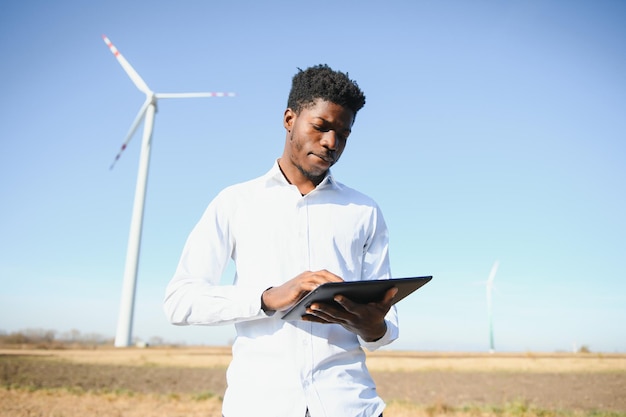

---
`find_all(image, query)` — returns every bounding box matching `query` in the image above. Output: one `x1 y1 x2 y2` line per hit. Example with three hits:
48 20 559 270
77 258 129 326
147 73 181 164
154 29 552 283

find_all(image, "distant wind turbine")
486 260 499 353
102 35 235 348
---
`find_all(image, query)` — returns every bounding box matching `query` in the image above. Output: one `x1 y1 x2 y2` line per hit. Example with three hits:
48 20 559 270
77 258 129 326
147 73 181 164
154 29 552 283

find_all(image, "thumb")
383 287 399 304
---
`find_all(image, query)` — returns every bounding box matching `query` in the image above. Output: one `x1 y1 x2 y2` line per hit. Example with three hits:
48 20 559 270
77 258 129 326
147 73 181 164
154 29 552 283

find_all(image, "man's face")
283 99 355 183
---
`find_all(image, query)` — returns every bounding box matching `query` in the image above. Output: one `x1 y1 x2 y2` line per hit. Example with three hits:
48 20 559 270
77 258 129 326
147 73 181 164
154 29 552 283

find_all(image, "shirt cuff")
357 318 398 351
213 285 273 322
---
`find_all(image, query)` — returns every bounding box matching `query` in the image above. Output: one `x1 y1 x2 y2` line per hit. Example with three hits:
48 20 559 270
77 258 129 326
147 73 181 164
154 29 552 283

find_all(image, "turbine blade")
155 92 236 99
110 98 151 170
487 260 499 286
102 35 152 95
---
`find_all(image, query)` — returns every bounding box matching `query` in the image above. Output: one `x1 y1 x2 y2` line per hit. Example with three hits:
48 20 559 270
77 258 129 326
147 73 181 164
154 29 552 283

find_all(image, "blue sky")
1 0 624 352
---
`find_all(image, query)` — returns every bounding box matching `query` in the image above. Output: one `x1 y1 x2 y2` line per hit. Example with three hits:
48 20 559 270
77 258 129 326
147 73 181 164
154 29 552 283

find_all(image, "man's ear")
283 108 296 132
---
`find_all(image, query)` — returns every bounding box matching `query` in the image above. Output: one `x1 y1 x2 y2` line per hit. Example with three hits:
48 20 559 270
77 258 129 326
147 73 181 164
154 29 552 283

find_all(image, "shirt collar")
266 160 340 192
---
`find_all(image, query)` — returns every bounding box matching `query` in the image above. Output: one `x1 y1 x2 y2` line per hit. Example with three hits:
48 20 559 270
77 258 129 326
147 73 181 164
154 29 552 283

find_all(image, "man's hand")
261 270 343 312
303 287 398 342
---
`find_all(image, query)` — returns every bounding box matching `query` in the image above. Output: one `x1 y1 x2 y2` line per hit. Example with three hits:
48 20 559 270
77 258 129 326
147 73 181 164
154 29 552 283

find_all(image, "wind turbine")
102 35 235 347
486 260 499 353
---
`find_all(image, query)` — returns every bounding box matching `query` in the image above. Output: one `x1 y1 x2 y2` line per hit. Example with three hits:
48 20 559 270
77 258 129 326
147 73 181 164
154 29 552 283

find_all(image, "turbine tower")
486 260 499 353
102 35 235 347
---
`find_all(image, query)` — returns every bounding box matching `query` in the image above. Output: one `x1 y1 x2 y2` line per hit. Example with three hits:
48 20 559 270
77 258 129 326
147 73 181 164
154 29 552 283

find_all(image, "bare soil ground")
1 348 625 417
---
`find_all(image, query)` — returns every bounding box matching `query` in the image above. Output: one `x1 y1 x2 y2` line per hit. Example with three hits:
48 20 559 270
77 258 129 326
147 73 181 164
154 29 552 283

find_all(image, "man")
164 64 398 417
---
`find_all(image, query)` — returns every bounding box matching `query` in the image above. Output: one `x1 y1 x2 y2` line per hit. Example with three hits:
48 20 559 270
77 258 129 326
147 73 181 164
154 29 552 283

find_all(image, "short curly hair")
287 64 366 117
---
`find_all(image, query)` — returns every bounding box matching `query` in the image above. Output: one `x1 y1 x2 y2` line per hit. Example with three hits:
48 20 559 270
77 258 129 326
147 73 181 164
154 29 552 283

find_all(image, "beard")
295 161 327 186
288 131 332 186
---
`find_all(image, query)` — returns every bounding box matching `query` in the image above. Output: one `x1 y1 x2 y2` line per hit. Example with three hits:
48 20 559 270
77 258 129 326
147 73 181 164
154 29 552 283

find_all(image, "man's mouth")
311 152 335 164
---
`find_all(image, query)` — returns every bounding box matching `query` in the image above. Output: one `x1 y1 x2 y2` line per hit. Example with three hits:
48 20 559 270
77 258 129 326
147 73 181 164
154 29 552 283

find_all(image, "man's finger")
304 305 342 323
313 269 344 283
382 287 399 305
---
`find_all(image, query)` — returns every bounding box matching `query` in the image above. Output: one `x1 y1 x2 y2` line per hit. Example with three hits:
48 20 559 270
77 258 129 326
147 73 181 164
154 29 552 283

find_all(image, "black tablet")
281 276 432 321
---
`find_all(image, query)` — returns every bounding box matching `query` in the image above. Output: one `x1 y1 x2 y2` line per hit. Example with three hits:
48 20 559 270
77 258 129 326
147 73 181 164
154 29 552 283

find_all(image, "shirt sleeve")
357 305 399 351
358 204 400 351
163 191 270 326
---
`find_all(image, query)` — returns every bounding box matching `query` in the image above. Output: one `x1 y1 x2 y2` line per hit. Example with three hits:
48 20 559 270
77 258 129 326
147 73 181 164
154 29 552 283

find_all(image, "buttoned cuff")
357 318 398 351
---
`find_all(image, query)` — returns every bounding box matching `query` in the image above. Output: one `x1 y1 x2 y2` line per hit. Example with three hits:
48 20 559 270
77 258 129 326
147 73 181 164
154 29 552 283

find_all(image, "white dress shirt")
164 161 398 417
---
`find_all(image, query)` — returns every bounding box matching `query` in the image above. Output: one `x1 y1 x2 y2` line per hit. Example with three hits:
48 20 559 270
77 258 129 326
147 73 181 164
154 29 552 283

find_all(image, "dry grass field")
1 347 625 417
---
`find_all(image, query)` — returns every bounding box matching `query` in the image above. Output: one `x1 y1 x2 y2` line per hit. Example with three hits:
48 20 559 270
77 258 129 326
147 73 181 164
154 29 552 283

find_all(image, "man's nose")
321 131 338 150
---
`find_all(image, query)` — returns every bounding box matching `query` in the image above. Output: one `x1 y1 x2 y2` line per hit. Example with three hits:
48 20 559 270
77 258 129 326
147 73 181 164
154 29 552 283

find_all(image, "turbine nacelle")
103 35 235 170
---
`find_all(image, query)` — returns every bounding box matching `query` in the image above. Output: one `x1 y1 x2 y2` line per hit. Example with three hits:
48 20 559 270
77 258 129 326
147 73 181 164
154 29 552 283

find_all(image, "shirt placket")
295 195 320 410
